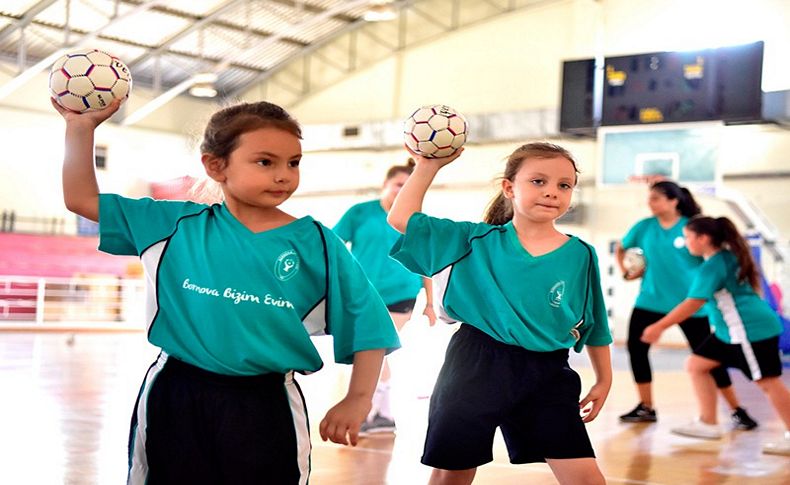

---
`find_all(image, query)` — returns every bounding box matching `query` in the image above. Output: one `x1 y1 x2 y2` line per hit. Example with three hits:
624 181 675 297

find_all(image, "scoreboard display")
560 41 764 133
601 41 763 126
602 50 717 125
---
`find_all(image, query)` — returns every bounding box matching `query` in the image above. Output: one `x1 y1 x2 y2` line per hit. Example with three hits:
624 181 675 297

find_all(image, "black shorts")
693 335 782 381
386 298 416 314
422 324 595 470
128 354 311 485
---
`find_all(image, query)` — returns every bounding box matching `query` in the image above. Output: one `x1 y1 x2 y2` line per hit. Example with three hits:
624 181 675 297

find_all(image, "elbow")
386 213 406 234
63 196 98 222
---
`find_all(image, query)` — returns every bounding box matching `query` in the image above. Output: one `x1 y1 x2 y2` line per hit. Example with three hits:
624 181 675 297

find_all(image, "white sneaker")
671 418 723 440
763 431 790 456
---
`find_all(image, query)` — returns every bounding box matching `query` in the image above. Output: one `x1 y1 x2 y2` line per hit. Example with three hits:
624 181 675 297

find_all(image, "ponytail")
686 216 760 291
651 181 701 218
483 192 513 225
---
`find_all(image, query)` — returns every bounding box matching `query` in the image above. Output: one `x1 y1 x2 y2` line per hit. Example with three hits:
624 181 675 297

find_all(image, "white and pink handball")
404 104 468 158
49 48 132 113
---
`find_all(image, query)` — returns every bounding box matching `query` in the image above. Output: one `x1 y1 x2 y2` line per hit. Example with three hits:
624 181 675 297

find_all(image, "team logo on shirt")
548 281 565 308
673 236 686 249
275 250 300 281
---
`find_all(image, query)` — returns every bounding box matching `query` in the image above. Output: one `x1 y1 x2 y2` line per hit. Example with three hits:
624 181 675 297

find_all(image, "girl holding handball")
388 142 612 485
51 97 400 484
641 216 789 454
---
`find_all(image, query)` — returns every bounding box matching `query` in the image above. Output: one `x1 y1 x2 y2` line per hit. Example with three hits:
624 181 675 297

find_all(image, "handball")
49 48 132 113
404 104 468 158
623 247 646 274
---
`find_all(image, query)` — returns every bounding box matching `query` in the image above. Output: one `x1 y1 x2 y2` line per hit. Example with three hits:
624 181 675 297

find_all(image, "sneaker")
763 431 790 456
359 414 396 436
731 407 759 430
619 403 657 423
671 418 723 440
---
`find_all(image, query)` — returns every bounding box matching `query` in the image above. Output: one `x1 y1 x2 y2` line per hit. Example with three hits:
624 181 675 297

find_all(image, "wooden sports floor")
1 323 788 485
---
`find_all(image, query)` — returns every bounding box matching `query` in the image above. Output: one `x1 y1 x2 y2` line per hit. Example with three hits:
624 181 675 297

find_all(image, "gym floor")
1 324 788 484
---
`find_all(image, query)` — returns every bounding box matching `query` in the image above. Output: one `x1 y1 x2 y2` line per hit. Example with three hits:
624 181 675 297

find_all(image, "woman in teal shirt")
334 159 435 435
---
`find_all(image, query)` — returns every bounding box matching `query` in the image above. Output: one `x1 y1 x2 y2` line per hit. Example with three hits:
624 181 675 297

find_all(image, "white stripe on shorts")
127 352 169 485
284 372 311 484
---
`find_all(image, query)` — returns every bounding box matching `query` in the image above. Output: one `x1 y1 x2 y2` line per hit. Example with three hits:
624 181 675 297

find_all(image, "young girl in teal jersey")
52 97 400 484
641 216 790 455
388 142 612 485
616 181 756 430
333 159 437 435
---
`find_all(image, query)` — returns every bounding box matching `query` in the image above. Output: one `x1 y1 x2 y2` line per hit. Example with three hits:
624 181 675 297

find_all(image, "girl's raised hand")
405 145 464 170
50 97 122 128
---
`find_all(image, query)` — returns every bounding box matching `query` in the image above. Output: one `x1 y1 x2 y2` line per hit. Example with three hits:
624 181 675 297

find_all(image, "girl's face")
381 171 409 204
683 227 707 256
647 189 678 217
502 156 576 224
207 127 302 210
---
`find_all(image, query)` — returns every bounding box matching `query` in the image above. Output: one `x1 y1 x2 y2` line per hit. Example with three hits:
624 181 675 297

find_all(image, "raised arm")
387 147 463 233
52 98 122 222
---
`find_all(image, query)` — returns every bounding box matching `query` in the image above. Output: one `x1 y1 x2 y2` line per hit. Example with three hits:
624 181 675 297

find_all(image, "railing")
0 274 145 329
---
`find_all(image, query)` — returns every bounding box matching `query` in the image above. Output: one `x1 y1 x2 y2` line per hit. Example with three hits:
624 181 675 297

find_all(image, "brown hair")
650 180 702 218
483 142 579 225
384 158 416 182
200 101 302 164
686 216 760 291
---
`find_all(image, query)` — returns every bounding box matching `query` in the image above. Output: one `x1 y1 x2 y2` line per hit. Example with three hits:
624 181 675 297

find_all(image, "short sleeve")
576 244 613 351
687 256 726 300
389 212 484 277
98 194 208 256
621 218 647 249
321 226 400 364
332 205 358 243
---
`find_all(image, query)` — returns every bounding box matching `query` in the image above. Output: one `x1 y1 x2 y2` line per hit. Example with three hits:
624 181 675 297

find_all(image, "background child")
616 181 755 429
52 97 400 484
641 216 789 454
387 142 612 485
333 159 436 435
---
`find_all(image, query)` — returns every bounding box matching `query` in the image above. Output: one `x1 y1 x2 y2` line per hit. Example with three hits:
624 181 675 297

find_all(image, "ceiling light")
189 82 218 98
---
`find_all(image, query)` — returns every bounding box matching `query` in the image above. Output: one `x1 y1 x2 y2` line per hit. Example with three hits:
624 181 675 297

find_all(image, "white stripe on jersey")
284 372 311 484
713 288 748 344
127 352 168 485
432 265 457 324
713 288 762 379
302 300 327 336
141 240 167 332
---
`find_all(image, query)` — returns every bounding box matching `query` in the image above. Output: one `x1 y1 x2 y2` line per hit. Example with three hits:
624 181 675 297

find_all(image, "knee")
559 469 605 485
685 355 710 374
429 468 476 485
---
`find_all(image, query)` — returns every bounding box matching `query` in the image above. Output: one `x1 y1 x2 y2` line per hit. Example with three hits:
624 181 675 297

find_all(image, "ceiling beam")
0 0 166 102
0 0 58 45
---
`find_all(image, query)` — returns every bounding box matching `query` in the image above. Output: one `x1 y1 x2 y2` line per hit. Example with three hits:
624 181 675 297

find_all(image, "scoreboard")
559 41 764 134
602 50 718 125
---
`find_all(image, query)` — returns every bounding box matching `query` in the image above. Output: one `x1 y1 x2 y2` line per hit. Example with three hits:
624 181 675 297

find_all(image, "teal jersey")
390 213 612 352
333 199 422 306
687 251 782 344
98 194 400 375
621 216 705 316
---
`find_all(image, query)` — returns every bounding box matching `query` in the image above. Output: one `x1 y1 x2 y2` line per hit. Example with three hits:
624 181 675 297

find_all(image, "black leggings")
627 308 732 388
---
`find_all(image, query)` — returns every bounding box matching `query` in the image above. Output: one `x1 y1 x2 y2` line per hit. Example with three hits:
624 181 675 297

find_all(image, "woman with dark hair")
334 159 436 435
641 216 789 453
615 181 757 430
